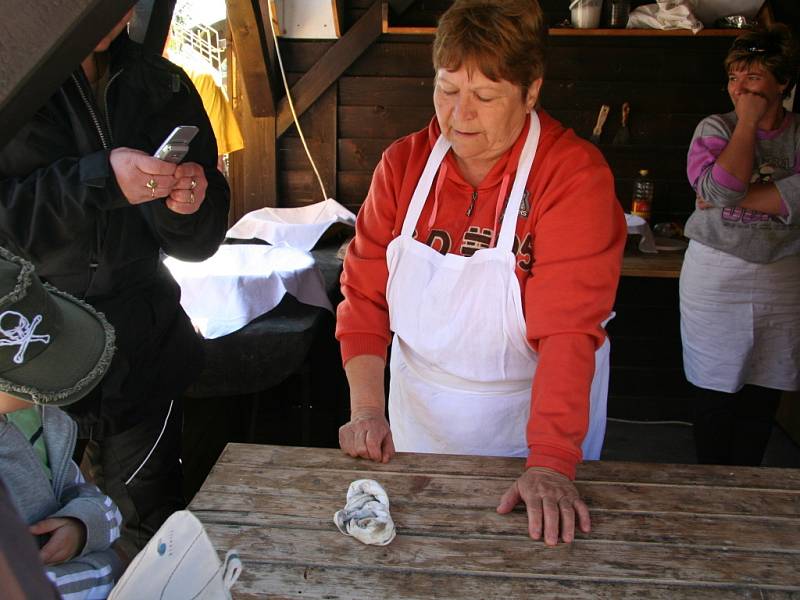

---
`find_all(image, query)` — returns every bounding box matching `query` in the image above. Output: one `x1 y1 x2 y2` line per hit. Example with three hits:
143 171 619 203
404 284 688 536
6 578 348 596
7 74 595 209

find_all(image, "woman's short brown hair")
725 24 799 98
432 0 547 94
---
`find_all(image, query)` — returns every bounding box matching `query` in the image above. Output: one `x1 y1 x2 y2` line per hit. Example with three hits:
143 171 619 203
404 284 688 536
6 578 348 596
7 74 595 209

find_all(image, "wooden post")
227 0 276 117
227 0 278 217
229 47 278 220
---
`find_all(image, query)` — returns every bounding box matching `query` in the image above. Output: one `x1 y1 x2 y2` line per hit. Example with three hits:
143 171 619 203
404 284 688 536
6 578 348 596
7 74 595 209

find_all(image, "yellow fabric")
183 66 244 156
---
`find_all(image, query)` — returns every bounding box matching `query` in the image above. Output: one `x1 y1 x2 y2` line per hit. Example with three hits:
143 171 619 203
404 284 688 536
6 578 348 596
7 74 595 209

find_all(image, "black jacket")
0 34 229 434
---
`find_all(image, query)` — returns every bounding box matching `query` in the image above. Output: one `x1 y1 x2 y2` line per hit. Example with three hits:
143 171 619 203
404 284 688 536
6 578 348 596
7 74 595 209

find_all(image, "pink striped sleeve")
687 135 745 191
711 163 746 192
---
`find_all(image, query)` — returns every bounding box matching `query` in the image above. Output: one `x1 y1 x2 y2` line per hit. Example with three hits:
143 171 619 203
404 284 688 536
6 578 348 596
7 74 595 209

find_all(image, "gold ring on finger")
146 178 158 197
190 177 197 190
189 190 195 204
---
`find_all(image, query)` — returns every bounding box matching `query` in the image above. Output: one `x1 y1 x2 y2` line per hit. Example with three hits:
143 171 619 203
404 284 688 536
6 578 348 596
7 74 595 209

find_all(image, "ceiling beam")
276 0 382 136
227 0 276 117
257 0 282 112
0 0 137 149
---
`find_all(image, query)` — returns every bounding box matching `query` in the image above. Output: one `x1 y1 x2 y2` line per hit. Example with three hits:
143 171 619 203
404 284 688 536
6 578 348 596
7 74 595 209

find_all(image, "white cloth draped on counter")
226 198 356 251
625 213 658 253
164 244 332 339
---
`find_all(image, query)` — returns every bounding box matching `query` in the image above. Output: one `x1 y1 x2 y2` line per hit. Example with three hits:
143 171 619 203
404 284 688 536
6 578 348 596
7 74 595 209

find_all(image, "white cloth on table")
626 213 658 253
226 198 356 252
680 240 800 393
164 244 332 339
333 479 396 546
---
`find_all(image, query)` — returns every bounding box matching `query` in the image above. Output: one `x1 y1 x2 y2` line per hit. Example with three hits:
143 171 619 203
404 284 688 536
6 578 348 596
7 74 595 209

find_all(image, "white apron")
386 113 610 459
680 240 800 393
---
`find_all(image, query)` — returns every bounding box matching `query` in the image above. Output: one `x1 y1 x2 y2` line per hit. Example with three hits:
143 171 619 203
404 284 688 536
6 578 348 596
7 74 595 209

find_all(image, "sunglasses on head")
731 38 779 55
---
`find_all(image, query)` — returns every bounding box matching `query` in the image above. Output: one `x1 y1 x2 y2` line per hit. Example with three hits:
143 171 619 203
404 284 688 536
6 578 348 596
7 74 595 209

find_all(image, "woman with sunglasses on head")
681 24 800 466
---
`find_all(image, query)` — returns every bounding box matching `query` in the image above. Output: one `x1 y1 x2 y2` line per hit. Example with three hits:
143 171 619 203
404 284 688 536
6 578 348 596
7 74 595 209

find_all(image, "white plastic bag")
628 0 704 33
109 511 241 600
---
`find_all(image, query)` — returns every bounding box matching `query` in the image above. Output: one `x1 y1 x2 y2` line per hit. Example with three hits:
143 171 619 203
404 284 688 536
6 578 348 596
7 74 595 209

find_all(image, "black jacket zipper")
70 69 123 295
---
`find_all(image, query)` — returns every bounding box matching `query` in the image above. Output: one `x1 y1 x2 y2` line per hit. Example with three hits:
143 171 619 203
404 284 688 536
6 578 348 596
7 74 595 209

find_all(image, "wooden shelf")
382 24 748 37
549 28 744 37
381 0 774 37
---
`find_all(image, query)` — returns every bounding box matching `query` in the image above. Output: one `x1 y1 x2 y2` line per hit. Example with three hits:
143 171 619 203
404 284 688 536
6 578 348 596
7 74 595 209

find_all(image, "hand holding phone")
153 125 199 163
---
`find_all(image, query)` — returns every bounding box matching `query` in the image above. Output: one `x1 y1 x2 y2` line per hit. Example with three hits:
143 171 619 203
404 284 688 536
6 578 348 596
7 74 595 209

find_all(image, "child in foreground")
0 246 122 599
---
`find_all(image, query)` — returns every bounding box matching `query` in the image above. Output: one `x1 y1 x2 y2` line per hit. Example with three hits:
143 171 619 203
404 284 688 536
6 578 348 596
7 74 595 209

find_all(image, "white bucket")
570 0 603 28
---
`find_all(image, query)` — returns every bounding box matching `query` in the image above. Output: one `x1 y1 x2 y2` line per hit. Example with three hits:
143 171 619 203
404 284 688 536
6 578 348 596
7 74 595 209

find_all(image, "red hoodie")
336 111 626 478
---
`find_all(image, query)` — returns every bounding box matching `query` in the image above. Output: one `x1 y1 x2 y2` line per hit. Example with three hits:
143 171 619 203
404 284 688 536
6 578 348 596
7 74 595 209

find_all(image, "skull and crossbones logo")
0 311 51 365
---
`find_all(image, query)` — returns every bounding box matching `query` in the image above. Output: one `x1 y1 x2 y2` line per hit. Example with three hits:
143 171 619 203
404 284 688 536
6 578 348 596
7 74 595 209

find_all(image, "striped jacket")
0 406 122 599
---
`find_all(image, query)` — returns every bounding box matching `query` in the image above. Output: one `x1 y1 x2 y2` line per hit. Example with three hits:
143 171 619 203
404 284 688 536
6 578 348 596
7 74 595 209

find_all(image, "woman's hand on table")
339 408 395 463
496 466 591 546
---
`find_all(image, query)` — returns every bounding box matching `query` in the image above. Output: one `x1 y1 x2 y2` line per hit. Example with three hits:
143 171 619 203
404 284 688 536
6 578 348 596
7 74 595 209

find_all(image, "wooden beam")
256 0 282 112
0 0 137 149
229 47 277 219
227 0 276 117
276 0 382 136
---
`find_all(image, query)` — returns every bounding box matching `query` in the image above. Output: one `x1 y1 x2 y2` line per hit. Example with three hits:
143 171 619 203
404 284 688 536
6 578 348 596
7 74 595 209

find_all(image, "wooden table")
622 248 685 278
190 444 800 599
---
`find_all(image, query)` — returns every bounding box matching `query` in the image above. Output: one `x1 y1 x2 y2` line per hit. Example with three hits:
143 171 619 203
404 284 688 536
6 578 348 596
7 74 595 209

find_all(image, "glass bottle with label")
603 0 631 28
631 169 654 222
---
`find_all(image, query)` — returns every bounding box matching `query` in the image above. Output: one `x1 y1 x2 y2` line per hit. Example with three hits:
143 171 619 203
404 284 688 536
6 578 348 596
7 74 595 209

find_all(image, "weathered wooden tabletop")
189 444 800 599
622 248 685 278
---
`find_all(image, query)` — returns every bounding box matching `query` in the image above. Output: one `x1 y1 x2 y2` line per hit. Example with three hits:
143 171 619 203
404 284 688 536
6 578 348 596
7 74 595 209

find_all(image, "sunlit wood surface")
190 444 800 599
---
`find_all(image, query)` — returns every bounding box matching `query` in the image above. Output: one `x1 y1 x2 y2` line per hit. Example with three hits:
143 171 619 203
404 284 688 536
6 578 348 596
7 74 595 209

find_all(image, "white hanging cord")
125 399 174 485
266 2 328 201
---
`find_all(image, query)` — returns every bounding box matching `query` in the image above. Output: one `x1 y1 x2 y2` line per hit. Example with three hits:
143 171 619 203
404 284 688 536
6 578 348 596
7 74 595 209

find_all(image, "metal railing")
171 1 225 78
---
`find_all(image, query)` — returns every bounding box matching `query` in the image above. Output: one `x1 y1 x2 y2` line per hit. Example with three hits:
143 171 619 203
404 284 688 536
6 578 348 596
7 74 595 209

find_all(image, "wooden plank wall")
252 0 745 423
277 0 733 223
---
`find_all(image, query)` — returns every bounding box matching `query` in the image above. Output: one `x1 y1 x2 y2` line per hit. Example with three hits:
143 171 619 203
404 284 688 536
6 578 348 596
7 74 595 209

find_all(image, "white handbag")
109 510 242 600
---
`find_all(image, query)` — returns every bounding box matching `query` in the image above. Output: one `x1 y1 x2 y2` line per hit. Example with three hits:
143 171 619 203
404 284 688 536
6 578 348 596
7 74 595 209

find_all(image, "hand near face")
339 408 396 463
497 467 591 546
727 66 783 128
30 517 87 565
733 90 770 128
110 147 177 205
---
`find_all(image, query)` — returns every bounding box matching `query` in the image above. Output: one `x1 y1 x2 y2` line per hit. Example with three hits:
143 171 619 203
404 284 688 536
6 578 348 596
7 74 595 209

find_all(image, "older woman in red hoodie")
336 0 626 545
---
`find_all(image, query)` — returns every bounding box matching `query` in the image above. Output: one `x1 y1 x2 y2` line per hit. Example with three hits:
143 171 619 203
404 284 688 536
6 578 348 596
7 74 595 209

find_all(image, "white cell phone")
153 125 199 163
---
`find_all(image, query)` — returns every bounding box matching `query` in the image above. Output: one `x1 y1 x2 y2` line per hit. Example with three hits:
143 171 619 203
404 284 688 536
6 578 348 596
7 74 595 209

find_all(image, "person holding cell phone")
0 9 229 558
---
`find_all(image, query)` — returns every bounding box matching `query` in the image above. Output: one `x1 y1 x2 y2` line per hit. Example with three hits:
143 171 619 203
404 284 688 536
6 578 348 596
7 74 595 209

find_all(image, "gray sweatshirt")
684 110 800 263
0 406 122 599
